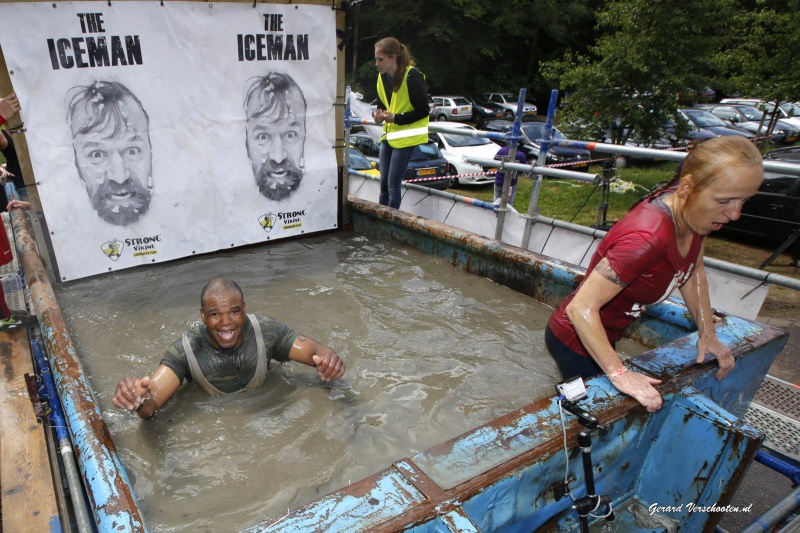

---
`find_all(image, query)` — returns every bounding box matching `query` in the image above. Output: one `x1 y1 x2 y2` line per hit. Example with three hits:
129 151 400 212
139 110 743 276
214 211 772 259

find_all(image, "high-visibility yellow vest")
376 66 429 148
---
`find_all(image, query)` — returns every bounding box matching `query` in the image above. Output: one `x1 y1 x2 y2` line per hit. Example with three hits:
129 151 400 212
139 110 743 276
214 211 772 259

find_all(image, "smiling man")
68 80 153 226
113 278 345 419
244 72 307 201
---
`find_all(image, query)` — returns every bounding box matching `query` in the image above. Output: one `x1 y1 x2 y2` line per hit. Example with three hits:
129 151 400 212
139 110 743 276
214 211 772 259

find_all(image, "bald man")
113 277 345 419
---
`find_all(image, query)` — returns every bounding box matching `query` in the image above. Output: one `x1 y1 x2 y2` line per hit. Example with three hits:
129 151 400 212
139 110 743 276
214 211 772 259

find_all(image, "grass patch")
448 161 676 227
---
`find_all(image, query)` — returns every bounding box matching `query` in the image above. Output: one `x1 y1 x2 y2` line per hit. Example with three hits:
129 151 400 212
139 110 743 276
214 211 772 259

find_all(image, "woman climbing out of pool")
112 277 345 419
545 136 764 413
371 37 429 209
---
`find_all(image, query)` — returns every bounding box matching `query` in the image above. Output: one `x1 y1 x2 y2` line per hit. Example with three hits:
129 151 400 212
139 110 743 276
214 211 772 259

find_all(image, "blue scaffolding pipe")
9 206 148 533
756 450 800 486
523 89 560 248
552 138 800 176
739 485 800 533
465 157 599 182
31 338 95 533
493 89 527 240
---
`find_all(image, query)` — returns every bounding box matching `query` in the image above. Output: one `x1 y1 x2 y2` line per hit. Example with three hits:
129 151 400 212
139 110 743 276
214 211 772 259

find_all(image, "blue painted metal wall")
238 198 789 532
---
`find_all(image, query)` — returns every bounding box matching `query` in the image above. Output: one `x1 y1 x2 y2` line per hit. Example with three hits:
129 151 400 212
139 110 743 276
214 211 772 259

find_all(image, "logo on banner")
101 239 124 261
127 235 161 257
259 213 278 232
100 235 162 260
259 210 306 232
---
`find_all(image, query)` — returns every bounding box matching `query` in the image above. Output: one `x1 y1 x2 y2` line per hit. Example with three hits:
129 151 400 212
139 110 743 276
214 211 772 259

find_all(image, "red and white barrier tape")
405 170 494 183
405 175 453 184
547 158 607 168
448 170 496 179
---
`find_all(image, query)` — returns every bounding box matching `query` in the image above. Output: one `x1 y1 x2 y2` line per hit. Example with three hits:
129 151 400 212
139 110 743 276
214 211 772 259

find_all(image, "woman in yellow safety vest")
372 37 430 209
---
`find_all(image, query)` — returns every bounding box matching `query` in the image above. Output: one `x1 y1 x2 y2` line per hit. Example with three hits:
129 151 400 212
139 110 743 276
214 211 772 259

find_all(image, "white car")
429 122 501 185
482 93 538 119
720 98 800 130
776 103 800 130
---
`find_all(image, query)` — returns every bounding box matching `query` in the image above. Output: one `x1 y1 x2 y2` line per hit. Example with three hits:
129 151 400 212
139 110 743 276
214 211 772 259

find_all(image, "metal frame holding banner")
0 0 341 281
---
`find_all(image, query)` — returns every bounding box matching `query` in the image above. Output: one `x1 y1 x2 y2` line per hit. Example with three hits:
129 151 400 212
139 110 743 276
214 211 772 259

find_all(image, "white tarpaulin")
0 1 338 280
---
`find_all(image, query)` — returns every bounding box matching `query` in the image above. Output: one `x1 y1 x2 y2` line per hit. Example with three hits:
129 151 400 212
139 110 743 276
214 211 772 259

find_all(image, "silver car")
482 93 538 119
430 96 473 122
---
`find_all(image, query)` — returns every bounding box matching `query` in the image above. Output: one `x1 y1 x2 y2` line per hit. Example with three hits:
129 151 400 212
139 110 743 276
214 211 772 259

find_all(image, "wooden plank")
0 328 61 533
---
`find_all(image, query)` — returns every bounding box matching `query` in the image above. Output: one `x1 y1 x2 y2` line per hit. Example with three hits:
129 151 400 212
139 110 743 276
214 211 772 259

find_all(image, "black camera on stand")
591 158 618 231
555 377 615 532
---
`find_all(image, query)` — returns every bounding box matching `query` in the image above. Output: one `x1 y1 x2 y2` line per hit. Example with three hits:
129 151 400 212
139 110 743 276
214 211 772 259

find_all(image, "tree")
542 0 734 146
718 0 800 149
344 0 599 105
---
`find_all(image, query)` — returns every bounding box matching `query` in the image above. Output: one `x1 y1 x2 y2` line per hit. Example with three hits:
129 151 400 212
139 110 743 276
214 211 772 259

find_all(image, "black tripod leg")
759 229 800 270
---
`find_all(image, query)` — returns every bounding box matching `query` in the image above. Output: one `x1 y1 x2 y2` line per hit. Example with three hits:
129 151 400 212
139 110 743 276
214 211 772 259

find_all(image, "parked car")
606 116 714 152
776 103 800 130
705 105 799 145
347 146 380 176
661 117 716 145
612 129 677 160
464 95 504 128
349 132 453 190
481 93 538 119
482 120 590 169
719 97 763 108
429 122 501 185
720 99 800 130
430 96 473 122
719 145 800 254
350 132 381 164
678 109 756 139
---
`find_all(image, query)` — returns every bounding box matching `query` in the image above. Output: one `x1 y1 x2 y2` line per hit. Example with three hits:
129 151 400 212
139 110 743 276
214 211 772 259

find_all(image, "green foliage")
345 0 800 147
719 1 800 105
542 0 735 147
345 0 600 102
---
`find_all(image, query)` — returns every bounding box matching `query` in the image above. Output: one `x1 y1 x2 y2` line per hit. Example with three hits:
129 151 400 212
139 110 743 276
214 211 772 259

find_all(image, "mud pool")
54 233 646 531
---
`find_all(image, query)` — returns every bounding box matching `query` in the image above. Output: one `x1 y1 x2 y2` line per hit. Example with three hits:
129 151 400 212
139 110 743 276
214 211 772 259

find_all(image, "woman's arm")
567 258 663 411
392 69 429 125
678 244 734 379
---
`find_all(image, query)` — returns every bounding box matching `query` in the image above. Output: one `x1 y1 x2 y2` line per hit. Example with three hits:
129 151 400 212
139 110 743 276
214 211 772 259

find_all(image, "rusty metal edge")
10 207 148 532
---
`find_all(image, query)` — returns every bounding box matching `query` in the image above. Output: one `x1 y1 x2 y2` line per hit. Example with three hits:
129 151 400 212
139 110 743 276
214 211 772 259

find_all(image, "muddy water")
55 233 645 532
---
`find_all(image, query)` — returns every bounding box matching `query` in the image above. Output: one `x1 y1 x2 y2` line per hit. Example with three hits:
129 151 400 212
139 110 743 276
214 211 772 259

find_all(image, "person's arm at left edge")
288 335 345 382
678 242 734 379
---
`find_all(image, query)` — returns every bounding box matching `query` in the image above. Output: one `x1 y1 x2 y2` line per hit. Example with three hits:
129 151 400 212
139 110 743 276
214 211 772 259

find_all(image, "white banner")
0 1 338 280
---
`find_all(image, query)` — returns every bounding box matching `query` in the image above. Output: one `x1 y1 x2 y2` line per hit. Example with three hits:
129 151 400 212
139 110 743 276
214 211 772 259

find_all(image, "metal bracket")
24 372 44 421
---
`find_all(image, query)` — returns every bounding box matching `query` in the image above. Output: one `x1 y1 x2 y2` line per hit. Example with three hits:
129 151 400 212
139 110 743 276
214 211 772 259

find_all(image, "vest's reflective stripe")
386 126 429 140
376 66 429 149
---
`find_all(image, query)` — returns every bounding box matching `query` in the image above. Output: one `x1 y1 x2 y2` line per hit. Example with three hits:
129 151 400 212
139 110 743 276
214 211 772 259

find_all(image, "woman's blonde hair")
375 37 416 91
639 136 762 209
680 136 762 193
